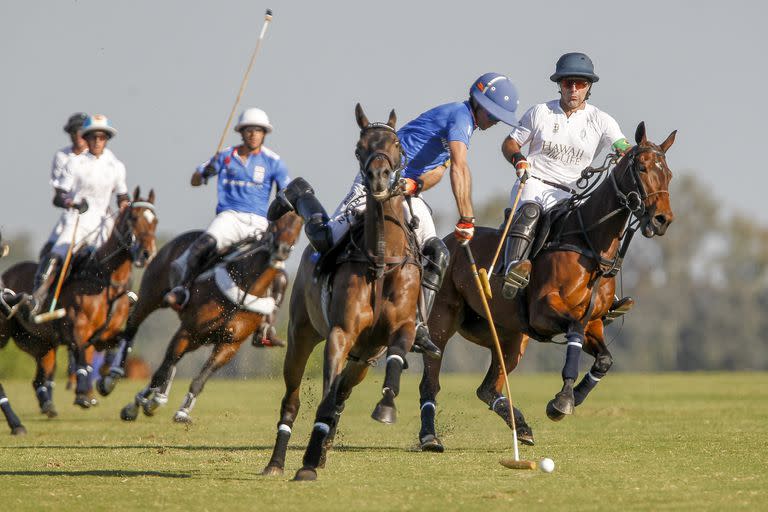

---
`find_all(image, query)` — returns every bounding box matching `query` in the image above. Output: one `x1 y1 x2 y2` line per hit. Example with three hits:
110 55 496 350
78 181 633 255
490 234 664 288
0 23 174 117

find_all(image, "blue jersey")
198 146 290 216
397 101 476 180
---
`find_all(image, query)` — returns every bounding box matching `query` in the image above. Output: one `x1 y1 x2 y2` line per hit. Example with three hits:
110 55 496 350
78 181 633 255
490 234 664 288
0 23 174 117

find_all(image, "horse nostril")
654 214 667 226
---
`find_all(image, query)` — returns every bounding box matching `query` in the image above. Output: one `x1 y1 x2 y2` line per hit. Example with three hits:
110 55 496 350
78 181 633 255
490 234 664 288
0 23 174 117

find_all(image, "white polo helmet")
81 114 117 138
234 108 272 133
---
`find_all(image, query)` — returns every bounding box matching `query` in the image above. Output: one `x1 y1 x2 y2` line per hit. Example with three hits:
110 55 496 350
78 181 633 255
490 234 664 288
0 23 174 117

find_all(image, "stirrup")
163 286 189 311
604 296 635 325
502 260 531 300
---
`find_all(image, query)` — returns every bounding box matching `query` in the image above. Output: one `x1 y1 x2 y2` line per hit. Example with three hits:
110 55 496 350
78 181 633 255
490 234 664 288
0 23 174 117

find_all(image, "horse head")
122 186 158 267
354 103 404 201
615 122 677 237
269 211 303 264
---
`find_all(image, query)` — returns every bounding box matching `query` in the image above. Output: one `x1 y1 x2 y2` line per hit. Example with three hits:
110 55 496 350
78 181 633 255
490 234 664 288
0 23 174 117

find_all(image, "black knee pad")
508 203 542 240
284 177 315 203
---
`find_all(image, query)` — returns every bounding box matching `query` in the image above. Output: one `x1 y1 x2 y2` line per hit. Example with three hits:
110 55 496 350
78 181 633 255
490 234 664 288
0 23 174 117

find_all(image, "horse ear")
355 103 369 129
133 185 140 200
387 109 397 129
148 188 155 203
634 122 647 145
659 130 677 154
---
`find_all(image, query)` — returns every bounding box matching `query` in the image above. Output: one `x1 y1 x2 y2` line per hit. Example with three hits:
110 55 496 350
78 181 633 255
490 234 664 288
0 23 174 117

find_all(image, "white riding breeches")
510 176 572 213
51 210 115 258
205 210 269 250
327 173 436 248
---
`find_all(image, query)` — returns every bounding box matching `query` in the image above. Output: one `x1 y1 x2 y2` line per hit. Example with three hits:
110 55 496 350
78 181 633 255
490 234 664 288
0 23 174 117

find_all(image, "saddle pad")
213 266 275 314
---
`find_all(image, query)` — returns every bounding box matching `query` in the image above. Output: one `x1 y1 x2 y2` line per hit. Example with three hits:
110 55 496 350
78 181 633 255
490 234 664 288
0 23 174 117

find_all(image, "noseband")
609 146 669 216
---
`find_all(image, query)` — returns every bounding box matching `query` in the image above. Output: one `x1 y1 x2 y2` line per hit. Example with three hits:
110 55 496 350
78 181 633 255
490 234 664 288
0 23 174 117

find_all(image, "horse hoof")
173 411 192 424
96 376 117 396
41 401 58 418
546 400 567 422
74 395 92 409
371 401 397 424
120 403 139 421
142 399 159 417
292 467 318 481
517 427 535 446
419 434 445 453
262 465 284 476
11 425 27 436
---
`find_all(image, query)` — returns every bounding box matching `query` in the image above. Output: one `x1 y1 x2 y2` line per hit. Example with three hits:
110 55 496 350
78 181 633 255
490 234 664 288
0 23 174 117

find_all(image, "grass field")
0 372 766 511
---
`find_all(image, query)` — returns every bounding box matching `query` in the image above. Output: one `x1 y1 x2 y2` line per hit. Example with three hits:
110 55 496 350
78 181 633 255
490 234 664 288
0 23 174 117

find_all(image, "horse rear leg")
98 284 164 397
173 341 242 424
475 332 534 445
573 320 612 407
263 319 322 476
73 344 97 409
120 330 190 421
33 349 57 418
1 383 26 435
372 323 416 424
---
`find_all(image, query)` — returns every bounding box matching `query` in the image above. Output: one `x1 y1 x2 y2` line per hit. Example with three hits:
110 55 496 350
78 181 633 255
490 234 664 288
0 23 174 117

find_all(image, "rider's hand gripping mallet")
478 174 527 300
461 240 535 470
34 213 80 324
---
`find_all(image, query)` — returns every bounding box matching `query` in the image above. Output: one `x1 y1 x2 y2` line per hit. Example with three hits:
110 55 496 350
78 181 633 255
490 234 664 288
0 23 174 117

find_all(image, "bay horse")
117 211 302 423
0 187 157 414
261 104 421 481
417 123 676 451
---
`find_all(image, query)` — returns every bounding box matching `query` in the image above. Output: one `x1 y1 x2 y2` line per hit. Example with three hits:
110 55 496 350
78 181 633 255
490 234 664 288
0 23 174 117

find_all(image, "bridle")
356 123 407 200
104 201 156 265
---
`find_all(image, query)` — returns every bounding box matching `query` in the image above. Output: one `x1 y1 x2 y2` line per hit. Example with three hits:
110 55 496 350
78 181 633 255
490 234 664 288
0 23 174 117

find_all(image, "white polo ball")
539 457 555 473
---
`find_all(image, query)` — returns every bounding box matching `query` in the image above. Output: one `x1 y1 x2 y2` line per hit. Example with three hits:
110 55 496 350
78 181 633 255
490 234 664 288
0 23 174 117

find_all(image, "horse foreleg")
33 349 57 418
98 288 162 396
320 360 369 468
293 326 353 481
0 383 26 435
73 344 96 408
573 320 612 407
546 324 585 421
263 319 321 476
372 323 415 424
173 341 241 424
418 350 445 452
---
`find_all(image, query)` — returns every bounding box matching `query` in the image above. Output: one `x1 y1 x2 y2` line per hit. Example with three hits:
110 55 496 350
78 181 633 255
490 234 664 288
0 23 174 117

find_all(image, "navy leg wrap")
75 365 92 395
35 385 50 408
383 353 405 396
0 385 23 430
419 401 436 438
562 332 583 381
267 424 292 469
573 372 600 405
303 422 330 468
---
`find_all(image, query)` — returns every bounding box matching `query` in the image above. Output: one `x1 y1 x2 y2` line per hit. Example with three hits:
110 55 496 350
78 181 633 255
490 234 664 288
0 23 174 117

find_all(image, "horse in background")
417 123 677 451
118 211 302 423
0 187 157 415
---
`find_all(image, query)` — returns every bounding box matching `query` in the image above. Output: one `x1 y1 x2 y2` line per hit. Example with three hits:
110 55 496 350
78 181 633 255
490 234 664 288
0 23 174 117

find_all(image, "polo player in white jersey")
25 114 129 319
500 52 633 300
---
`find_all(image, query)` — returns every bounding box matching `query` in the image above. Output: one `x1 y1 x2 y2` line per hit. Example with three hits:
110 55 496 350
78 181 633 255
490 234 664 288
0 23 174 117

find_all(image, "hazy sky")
1 0 765 248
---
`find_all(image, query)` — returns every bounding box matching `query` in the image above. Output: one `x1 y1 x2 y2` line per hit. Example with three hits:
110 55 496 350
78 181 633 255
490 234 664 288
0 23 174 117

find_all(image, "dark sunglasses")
561 78 590 90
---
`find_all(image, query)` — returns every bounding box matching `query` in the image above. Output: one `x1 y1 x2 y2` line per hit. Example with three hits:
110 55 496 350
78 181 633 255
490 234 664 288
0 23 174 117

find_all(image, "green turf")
0 372 766 511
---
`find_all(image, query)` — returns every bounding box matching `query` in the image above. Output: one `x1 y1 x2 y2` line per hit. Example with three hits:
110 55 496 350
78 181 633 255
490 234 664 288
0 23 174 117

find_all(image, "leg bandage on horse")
562 331 584 382
502 202 541 299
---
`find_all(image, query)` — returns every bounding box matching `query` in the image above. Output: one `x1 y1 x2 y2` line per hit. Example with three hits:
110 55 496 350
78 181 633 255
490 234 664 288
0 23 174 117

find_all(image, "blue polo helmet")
469 73 519 126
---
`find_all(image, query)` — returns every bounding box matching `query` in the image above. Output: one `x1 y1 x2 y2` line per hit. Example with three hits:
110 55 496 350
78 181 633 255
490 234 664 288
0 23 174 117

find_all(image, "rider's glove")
75 199 89 214
401 177 423 196
612 138 632 157
511 152 529 181
201 160 218 179
454 217 475 243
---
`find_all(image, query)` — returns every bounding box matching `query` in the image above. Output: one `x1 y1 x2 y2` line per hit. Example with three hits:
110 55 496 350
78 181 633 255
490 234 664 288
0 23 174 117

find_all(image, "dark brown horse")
118 211 302 423
0 235 27 435
0 188 158 414
261 105 421 481
417 123 676 451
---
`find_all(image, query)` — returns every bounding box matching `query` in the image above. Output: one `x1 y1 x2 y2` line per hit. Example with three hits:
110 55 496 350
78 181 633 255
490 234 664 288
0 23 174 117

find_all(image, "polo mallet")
33 214 79 324
461 240 535 470
478 176 527 300
213 8 273 156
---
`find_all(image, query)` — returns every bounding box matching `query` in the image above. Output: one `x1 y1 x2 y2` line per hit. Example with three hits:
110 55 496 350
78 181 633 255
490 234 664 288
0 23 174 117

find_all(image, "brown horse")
117 211 302 423
261 105 421 481
0 187 158 414
417 122 676 451
0 235 27 435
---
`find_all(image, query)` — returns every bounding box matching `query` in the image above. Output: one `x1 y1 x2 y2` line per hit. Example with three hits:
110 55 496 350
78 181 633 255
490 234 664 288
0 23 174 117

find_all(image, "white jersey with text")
508 100 626 186
55 150 128 218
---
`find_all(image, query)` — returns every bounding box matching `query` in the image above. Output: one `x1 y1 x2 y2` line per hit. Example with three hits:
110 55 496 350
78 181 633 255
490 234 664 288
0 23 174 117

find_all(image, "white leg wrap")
491 395 508 411
420 401 436 411
386 354 405 366
278 424 292 434
567 341 583 348
0 397 8 406
587 371 602 382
